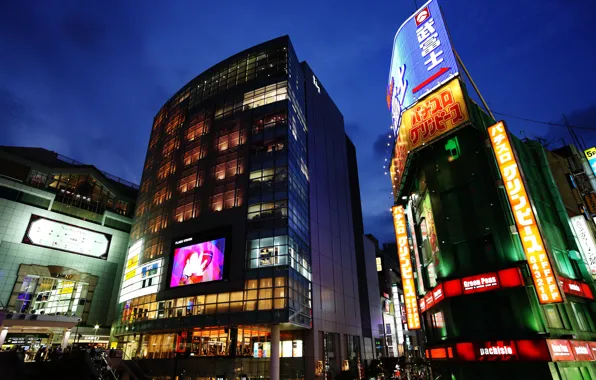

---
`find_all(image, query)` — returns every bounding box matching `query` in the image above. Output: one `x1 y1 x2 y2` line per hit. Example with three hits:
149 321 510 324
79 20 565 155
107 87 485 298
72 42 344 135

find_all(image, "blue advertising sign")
387 0 459 136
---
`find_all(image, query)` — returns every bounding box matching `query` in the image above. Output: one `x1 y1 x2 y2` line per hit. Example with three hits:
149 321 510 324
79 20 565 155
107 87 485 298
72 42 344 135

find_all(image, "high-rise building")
112 36 366 380
0 146 137 349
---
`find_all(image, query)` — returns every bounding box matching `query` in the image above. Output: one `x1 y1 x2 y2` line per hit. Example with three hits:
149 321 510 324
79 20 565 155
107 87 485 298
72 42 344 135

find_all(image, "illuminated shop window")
27 169 48 188
246 235 289 268
15 275 89 318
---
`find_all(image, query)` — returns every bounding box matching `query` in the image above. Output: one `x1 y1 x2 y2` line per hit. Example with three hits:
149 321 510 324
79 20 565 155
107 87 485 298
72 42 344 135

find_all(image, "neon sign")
392 205 421 330
488 121 563 304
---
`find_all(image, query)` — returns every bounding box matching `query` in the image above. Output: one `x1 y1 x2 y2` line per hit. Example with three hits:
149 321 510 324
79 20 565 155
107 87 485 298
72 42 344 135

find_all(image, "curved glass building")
113 36 366 380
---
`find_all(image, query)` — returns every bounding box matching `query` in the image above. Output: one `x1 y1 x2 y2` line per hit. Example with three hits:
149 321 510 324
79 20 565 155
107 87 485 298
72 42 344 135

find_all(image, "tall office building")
0 146 137 349
112 36 365 380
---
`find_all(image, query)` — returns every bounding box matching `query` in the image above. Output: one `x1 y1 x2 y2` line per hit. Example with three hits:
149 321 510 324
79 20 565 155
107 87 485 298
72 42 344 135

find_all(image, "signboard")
119 240 163 303
547 339 575 362
570 216 596 276
462 273 499 294
390 78 469 192
488 121 563 304
585 147 596 178
559 277 594 300
387 0 459 136
392 205 421 329
23 215 111 259
584 193 596 216
570 341 594 361
477 341 517 361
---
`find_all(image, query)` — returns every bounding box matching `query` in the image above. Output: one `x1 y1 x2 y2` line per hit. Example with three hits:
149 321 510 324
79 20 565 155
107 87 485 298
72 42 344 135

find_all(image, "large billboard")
390 78 469 191
170 237 225 287
488 121 563 304
570 216 596 277
387 0 459 136
392 205 421 330
23 215 111 259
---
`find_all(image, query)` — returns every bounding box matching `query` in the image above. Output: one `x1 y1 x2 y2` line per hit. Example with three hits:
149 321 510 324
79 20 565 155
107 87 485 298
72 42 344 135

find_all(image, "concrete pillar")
270 325 280 380
62 329 71 349
0 327 8 346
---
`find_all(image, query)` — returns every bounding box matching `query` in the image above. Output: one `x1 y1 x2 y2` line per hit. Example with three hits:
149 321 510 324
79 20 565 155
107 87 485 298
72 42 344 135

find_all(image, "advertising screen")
170 237 225 287
387 0 459 136
23 215 111 259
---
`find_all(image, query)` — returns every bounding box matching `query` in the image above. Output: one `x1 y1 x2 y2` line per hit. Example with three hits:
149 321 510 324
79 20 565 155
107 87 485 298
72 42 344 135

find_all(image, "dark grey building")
112 36 366 380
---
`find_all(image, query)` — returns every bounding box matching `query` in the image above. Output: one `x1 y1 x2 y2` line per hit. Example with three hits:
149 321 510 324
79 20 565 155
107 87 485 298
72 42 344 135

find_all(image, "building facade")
112 36 365 380
0 146 137 349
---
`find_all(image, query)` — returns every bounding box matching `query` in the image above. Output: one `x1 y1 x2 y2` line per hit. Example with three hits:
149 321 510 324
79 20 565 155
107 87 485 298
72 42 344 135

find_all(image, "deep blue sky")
1 0 595 244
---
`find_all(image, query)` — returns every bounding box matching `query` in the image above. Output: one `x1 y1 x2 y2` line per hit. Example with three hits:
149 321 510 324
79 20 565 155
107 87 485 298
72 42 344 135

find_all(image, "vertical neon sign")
488 121 563 304
392 205 421 329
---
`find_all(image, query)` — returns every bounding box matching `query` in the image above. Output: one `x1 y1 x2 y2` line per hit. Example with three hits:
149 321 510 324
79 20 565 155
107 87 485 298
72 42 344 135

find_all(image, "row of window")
120 278 287 325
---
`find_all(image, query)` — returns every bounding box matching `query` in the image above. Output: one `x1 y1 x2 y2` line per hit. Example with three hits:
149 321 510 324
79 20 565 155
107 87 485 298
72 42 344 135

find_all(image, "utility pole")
563 113 585 151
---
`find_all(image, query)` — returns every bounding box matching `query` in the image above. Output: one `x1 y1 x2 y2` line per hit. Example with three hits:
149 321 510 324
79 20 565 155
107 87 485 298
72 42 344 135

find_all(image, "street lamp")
94 324 99 345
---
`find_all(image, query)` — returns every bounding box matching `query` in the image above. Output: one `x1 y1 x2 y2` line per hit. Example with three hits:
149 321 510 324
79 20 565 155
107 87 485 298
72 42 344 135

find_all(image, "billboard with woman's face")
170 238 225 287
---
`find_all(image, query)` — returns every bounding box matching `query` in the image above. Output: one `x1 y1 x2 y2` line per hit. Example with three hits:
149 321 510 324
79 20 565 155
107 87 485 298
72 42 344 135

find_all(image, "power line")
492 110 596 131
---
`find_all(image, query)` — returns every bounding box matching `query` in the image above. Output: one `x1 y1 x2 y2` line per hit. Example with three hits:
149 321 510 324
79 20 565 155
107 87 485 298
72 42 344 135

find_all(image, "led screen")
170 238 225 287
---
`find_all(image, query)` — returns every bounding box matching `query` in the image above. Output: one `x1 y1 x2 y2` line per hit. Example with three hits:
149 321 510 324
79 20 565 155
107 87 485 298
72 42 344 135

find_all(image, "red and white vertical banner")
392 205 421 329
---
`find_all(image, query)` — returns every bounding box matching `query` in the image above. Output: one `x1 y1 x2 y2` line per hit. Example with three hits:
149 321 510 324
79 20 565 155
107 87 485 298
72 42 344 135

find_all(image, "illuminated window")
165 109 185 135
144 236 164 259
215 124 245 152
157 160 175 180
162 137 179 158
149 134 160 150
147 213 167 234
140 180 151 194
183 144 207 166
135 201 147 218
251 136 287 155
210 183 243 211
213 153 244 181
247 200 288 221
242 81 287 110
252 112 287 134
247 236 289 268
432 311 445 328
153 186 170 206
174 196 199 223
376 257 382 272
186 114 208 141
178 171 202 193
144 157 153 172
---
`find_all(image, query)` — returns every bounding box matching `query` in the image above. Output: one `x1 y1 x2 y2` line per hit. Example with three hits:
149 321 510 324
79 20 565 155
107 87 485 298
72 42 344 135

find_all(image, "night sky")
2 0 595 244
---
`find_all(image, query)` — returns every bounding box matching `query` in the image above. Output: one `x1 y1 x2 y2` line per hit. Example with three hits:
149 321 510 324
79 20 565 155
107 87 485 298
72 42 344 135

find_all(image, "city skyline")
1 0 595 243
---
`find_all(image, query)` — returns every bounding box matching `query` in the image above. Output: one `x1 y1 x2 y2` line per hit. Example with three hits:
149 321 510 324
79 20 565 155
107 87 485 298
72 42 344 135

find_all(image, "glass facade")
115 37 313 359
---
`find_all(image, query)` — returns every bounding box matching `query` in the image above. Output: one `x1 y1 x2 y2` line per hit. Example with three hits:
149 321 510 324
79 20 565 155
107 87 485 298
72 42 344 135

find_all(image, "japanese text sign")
390 78 469 193
488 121 563 304
392 205 421 329
570 216 596 276
387 0 458 136
585 147 596 179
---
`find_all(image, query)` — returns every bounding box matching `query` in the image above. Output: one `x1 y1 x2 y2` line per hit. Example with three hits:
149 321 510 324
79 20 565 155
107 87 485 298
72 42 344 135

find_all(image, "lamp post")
94 324 99 345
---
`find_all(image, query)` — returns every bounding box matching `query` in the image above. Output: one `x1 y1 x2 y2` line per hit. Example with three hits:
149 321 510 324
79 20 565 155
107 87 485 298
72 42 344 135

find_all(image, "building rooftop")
0 146 139 197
